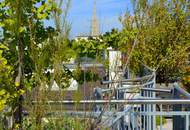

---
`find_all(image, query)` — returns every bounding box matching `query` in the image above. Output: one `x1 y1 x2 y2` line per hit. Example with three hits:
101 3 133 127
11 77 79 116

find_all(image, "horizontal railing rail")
101 81 154 92
174 82 190 99
141 87 171 93
32 99 190 104
101 74 153 85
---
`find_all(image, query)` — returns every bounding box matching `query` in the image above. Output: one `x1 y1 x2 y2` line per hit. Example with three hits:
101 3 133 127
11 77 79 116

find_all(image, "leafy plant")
120 0 190 83
156 116 166 126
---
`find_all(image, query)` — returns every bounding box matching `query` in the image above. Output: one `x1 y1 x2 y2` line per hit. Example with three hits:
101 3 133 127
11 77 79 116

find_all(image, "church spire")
91 0 99 36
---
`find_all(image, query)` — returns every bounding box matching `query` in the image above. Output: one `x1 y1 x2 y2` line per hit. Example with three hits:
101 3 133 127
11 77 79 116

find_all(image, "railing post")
118 90 125 130
94 87 102 112
173 84 185 130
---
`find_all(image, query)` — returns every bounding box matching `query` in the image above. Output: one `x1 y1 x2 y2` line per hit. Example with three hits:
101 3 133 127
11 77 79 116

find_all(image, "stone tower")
91 0 99 36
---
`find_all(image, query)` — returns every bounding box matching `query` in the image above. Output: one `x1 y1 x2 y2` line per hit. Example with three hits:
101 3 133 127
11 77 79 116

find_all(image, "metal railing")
39 99 190 130
32 73 190 130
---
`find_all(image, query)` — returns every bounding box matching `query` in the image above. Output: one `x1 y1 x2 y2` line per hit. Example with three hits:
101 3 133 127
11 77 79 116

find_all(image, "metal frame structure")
33 73 190 130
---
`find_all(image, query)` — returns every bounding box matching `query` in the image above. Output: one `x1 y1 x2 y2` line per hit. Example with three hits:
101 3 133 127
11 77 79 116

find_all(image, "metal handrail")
32 99 190 104
45 111 121 117
101 74 153 84
141 87 172 93
101 81 154 92
173 82 190 99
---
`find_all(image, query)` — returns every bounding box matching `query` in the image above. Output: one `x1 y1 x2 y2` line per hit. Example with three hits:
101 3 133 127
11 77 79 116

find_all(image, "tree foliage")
120 0 190 83
0 45 24 113
0 0 68 127
0 45 13 111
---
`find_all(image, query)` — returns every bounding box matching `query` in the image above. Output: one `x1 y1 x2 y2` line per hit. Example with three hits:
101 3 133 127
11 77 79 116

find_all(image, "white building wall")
108 47 122 88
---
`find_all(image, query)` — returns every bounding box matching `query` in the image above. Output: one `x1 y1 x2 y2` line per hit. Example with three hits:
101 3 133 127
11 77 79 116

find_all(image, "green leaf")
0 89 6 96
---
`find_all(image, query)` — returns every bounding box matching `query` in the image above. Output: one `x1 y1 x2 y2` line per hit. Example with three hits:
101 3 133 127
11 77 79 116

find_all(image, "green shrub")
156 116 166 126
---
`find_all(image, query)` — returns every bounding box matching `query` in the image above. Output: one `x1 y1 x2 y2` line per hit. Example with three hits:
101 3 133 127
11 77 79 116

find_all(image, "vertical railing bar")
186 114 189 130
145 86 147 130
128 108 131 130
132 105 135 130
148 84 151 130
140 104 142 130
146 85 148 130
160 104 163 130
151 102 153 130
151 83 153 130
143 104 145 130
147 84 149 130
144 86 146 130
153 73 156 130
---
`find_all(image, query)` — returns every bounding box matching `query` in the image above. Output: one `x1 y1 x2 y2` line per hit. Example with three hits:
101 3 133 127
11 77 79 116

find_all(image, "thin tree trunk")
13 0 24 128
14 37 24 128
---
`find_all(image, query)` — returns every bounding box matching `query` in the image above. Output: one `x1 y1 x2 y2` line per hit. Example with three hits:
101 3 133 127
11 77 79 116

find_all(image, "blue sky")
46 0 132 38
